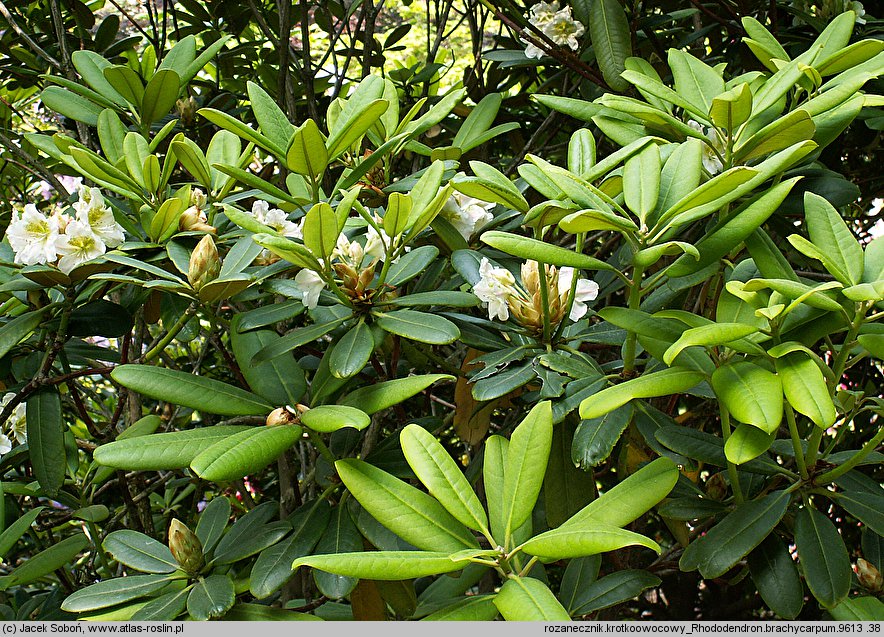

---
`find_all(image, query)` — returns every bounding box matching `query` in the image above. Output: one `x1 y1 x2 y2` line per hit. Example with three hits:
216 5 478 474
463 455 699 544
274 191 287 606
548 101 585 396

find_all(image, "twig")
0 0 63 71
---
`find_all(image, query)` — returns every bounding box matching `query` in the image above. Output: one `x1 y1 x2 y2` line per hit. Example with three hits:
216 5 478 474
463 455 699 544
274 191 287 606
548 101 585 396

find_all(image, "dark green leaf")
26 389 65 496
187 574 235 621
795 506 850 608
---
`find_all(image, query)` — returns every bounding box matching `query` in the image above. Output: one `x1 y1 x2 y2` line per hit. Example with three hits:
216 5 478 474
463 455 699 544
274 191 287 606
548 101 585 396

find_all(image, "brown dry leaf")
453 348 497 446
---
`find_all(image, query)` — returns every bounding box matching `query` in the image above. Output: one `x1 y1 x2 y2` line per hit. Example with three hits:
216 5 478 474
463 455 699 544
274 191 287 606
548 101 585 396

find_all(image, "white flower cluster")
473 257 599 323
248 200 303 238
7 187 125 275
440 193 494 240
0 393 27 458
523 1 586 60
687 120 725 175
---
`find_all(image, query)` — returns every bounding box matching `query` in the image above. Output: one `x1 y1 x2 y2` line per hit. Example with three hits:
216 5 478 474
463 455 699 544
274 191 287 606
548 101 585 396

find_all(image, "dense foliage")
0 0 882 621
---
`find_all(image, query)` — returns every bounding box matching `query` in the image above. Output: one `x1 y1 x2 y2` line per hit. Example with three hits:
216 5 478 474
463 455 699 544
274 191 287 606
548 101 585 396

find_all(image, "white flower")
77 202 125 248
850 1 866 24
250 200 301 238
0 433 11 457
333 233 366 265
190 188 207 209
530 1 560 26
6 204 60 266
542 8 585 51
364 225 393 261
687 120 725 175
473 257 517 321
441 194 494 240
1 393 26 445
73 186 104 216
570 278 600 321
293 268 326 309
55 220 106 274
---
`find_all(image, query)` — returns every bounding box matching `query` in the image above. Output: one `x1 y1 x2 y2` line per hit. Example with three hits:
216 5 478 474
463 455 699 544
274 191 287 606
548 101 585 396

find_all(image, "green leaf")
483 436 508 543
623 143 660 222
453 93 501 149
588 0 631 92
680 490 791 578
831 491 884 536
571 570 661 616
521 524 660 560
795 506 851 608
294 551 471 581
103 65 144 106
311 504 361 599
710 82 752 131
247 81 294 149
171 136 212 190
26 389 65 496
329 320 374 379
711 361 783 433
481 231 613 271
302 202 338 260
568 129 596 175
195 496 230 554
374 310 459 345
71 50 127 107
190 425 302 482
0 508 44 559
198 108 285 157
252 233 320 270
401 424 488 533
335 458 477 552
300 405 370 433
420 595 499 621
40 86 103 126
829 597 884 621
655 426 782 475
0 310 46 360
736 110 815 163
664 323 759 366
804 191 863 285
748 536 805 619
493 576 570 621
777 353 836 428
327 99 390 161
338 374 454 415
561 457 679 530
546 421 595 527
187 574 235 621
384 193 413 237
386 246 441 287
579 368 704 420
461 161 529 212
230 317 306 407
559 556 601 613
206 130 241 192
130 588 189 621
502 402 553 537
250 499 330 599
286 119 327 178
559 208 637 234
97 109 127 164
103 530 178 573
252 316 349 365
61 574 173 612
111 365 273 416
94 426 250 470
669 50 724 114
667 177 801 278
724 423 775 464
141 69 180 125
572 404 633 469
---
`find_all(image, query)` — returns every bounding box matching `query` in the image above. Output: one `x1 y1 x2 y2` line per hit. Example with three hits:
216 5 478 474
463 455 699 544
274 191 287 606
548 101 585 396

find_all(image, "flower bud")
855 558 883 592
179 206 216 234
168 519 204 574
190 188 207 209
188 235 221 291
266 406 297 426
176 96 198 126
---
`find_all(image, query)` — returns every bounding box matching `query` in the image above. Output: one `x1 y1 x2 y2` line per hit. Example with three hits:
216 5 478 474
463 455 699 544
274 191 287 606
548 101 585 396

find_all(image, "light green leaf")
293 551 470 580
190 425 302 482
669 49 725 114
711 361 783 433
664 323 759 365
103 530 178 573
247 81 294 149
401 424 488 533
520 524 660 560
502 402 552 537
111 365 273 415
623 143 660 223
724 423 775 464
141 69 180 125
187 574 235 621
579 368 704 420
61 573 173 612
481 231 613 271
804 191 863 285
300 405 370 433
335 458 477 552
777 353 836 428
338 374 454 415
493 577 570 621
94 426 250 470
374 310 460 345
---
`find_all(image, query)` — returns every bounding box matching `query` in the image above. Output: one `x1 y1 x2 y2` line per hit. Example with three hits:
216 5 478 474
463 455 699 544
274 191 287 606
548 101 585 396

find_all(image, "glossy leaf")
520 524 660 560
724 423 775 465
680 490 791 578
748 536 804 619
711 362 783 433
502 402 553 537
195 496 230 555
131 588 189 621
572 404 633 468
294 551 470 580
300 405 370 433
481 230 613 271
111 365 273 415
187 574 235 621
230 317 307 407
94 426 250 470
26 389 65 496
338 374 454 415
401 424 488 533
623 143 660 222
777 354 836 428
374 310 459 345
190 425 302 482
335 458 477 552
141 69 180 125
420 595 499 621
795 506 851 608
664 323 759 366
589 0 631 92
804 191 863 285
493 576 570 621
571 570 661 616
312 504 361 599
0 508 44 559
579 368 704 420
329 320 374 379
103 530 178 573
61 574 174 612
302 202 337 260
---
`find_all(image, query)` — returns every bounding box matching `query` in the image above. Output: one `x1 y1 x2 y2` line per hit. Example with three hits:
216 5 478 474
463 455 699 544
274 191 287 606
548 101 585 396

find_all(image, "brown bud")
706 472 728 501
266 406 297 427
856 558 883 592
168 519 204 574
176 96 197 126
188 234 221 291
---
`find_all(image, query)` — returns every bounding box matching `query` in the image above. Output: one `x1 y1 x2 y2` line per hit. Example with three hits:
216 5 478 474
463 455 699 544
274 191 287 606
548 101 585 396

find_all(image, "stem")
784 403 809 480
142 303 198 363
623 264 645 374
817 424 884 484
719 404 744 503
306 430 336 466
